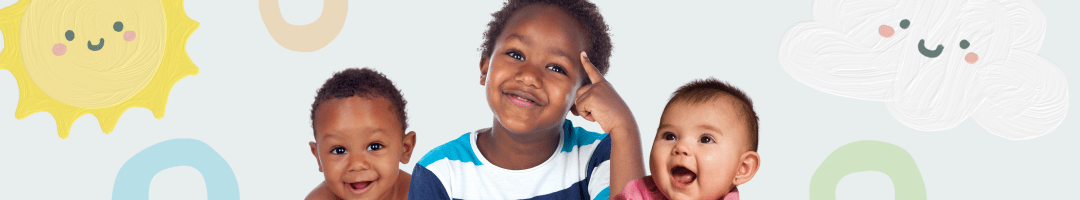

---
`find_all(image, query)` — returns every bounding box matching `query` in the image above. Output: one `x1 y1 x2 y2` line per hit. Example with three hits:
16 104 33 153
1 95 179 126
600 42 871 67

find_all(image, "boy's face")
480 4 590 134
310 96 413 200
650 97 751 199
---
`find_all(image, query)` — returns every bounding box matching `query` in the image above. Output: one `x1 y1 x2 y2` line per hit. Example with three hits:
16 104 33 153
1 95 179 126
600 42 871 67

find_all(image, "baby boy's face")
650 97 751 199
311 96 406 200
481 4 589 134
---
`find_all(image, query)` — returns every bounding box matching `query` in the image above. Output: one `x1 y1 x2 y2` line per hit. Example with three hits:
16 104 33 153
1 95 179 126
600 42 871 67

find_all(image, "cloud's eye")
900 19 910 29
959 40 970 49
113 21 123 32
64 30 74 41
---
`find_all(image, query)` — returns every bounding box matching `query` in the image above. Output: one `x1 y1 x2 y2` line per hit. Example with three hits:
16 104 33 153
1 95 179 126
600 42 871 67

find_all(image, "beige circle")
260 0 348 52
20 0 167 108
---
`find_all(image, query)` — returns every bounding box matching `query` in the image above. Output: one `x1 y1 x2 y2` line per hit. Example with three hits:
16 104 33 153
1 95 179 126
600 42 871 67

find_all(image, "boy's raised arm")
572 51 646 198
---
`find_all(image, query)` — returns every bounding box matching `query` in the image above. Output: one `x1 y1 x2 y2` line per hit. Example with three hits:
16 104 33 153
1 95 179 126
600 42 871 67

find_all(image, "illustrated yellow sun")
0 0 198 139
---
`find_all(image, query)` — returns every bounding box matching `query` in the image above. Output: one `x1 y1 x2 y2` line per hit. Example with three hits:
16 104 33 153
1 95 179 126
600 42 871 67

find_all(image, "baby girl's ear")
309 141 323 172
479 57 491 86
400 131 417 164
733 151 760 185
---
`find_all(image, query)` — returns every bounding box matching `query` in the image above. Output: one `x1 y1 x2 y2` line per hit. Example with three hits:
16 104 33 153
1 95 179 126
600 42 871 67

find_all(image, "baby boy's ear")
479 57 491 86
309 141 323 172
733 151 760 185
400 131 417 164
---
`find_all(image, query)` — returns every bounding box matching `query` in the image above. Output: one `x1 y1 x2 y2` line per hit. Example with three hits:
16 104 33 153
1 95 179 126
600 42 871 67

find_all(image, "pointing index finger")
580 51 604 84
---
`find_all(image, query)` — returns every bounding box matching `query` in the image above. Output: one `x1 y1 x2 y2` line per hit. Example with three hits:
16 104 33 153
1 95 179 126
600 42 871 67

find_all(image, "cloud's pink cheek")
124 31 136 42
52 43 66 56
879 25 895 38
965 52 979 64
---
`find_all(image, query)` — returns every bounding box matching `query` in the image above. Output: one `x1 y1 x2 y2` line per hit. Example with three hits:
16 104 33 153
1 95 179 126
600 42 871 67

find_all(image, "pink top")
614 176 739 200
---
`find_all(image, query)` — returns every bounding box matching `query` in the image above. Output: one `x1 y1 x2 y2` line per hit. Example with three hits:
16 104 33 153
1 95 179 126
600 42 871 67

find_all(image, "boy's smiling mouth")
504 90 542 107
347 181 373 195
670 165 697 189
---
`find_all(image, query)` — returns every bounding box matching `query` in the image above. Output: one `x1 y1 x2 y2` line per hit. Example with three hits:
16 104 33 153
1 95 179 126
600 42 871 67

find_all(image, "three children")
302 1 760 200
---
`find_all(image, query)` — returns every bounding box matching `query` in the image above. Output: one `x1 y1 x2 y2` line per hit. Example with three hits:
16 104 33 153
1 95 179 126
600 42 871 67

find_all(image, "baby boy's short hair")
310 68 408 136
480 0 613 75
667 78 759 151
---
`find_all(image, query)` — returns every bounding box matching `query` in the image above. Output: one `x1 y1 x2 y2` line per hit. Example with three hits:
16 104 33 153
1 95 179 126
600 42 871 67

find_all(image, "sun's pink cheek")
52 43 66 56
878 25 895 38
965 52 979 64
124 31 136 42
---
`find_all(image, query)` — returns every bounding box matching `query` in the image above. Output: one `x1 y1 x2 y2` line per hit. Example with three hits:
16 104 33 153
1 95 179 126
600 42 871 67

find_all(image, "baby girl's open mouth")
670 166 697 188
348 181 372 194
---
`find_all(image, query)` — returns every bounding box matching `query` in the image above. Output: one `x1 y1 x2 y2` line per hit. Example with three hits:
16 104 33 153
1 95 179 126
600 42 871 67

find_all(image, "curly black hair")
668 78 759 151
480 0 613 75
310 68 408 136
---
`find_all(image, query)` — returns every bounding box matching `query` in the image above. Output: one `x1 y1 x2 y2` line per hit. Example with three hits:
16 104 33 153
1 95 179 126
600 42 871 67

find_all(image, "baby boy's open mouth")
347 181 372 194
670 166 697 187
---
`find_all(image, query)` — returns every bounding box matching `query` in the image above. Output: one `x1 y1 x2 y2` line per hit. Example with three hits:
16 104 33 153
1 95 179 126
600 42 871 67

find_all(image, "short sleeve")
586 135 612 200
408 164 451 200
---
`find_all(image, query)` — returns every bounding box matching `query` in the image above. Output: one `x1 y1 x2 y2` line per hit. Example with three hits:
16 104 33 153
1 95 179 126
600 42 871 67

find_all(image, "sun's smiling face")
1 0 198 138
20 0 167 108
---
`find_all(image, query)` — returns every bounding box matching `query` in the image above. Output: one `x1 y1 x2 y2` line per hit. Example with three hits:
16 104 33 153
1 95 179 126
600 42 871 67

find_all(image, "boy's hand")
572 52 634 133
572 51 645 198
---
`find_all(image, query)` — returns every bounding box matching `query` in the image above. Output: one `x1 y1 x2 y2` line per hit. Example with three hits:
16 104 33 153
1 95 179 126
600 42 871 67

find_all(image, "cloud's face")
779 0 1068 140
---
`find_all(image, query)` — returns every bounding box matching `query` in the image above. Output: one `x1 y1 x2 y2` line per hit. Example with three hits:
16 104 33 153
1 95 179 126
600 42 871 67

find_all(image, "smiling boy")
408 0 645 199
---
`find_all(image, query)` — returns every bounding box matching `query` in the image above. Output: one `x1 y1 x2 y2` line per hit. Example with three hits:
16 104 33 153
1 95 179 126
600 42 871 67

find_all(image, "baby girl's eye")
959 39 970 49
899 19 910 29
506 51 525 61
662 132 676 141
546 65 567 75
367 143 384 151
331 147 347 155
699 135 714 144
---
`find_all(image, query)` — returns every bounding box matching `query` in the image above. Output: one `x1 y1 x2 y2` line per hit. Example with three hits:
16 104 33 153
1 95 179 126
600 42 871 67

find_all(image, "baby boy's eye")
506 51 525 61
546 65 567 75
699 135 715 144
331 147 347 155
959 39 970 49
662 132 676 141
367 143 384 151
899 19 910 29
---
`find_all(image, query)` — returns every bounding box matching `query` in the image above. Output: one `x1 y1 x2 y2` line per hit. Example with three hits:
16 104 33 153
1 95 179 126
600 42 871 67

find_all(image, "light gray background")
0 0 1076 199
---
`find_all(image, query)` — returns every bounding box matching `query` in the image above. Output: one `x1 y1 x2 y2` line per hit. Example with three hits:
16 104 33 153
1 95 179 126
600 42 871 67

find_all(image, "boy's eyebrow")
506 34 532 45
549 48 574 64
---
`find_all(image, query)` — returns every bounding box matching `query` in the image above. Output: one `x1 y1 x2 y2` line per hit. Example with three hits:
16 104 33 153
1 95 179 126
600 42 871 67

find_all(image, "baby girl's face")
311 96 407 200
650 97 750 199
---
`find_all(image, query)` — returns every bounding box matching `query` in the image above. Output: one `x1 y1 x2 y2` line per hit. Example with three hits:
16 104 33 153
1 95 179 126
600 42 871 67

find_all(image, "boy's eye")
113 21 124 32
546 65 567 75
331 147 347 155
662 132 676 141
506 51 525 61
699 135 715 144
367 143 384 151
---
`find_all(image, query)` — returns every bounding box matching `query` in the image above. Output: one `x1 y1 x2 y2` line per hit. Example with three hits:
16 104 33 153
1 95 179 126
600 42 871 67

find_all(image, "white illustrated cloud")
778 0 1068 140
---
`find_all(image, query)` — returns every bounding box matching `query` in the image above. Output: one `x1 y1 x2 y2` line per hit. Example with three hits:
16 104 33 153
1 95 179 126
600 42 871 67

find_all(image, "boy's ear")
309 141 323 172
733 151 760 185
479 56 490 86
400 131 417 164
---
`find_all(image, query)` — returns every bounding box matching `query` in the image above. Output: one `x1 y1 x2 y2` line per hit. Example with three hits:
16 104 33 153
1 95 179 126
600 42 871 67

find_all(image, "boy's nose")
346 153 371 172
514 64 543 88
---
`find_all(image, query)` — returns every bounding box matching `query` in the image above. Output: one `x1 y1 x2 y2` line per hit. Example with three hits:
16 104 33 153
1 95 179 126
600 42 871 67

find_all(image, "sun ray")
0 0 198 139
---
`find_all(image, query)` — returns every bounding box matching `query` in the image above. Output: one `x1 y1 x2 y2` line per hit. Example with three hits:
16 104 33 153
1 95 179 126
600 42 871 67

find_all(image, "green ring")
809 140 927 200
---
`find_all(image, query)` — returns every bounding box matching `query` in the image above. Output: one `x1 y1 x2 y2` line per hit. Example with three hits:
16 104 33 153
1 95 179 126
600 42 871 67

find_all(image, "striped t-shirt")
409 120 611 200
